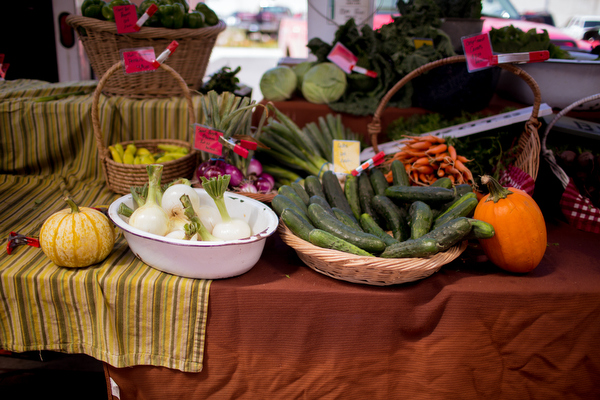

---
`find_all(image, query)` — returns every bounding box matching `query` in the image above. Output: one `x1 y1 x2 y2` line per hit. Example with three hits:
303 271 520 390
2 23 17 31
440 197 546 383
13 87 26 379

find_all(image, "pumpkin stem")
65 197 80 214
481 175 513 203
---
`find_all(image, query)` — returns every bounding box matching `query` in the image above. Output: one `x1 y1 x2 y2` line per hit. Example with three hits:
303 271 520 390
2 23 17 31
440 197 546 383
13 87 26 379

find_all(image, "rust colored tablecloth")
104 218 600 400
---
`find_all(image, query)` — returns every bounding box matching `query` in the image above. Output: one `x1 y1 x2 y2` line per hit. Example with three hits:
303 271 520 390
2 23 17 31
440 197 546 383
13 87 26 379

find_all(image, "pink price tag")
194 125 223 156
114 4 139 34
121 48 157 74
462 33 494 72
327 42 358 74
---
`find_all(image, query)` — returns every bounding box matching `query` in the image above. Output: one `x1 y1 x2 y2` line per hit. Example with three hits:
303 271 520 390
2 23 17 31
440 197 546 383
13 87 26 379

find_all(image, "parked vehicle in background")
225 11 259 32
562 15 600 41
255 6 292 38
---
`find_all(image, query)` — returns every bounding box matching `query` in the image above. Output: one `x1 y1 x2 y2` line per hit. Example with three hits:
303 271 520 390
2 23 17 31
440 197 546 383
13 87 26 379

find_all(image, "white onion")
212 218 252 240
196 205 222 233
162 184 201 218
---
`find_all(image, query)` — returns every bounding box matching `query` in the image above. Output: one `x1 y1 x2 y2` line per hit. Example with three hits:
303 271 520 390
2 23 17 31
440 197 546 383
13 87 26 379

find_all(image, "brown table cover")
104 218 600 400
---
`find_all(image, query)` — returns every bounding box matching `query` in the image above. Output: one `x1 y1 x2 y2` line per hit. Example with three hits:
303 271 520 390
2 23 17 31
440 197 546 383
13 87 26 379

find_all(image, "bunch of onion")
196 158 275 194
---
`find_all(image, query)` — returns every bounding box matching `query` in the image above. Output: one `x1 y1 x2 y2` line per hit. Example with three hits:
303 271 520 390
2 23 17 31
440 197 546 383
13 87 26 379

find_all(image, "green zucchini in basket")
309 195 335 216
369 168 389 196
433 192 478 229
358 171 379 223
281 208 315 242
359 213 399 247
333 207 364 232
308 229 374 257
291 181 310 205
307 203 386 254
465 218 495 239
408 201 433 239
380 238 439 258
304 175 326 198
385 185 455 206
371 195 410 242
278 185 308 214
391 159 410 187
344 174 362 221
272 194 307 218
421 217 471 251
322 170 355 218
431 177 453 189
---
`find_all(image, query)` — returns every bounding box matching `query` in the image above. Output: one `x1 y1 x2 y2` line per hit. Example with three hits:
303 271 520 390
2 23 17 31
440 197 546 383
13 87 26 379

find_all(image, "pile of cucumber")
272 160 495 258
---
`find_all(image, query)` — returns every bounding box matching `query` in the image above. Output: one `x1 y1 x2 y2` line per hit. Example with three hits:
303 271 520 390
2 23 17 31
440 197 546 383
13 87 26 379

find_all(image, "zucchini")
307 203 386 253
291 181 310 205
281 208 314 241
321 170 354 217
359 213 399 247
358 172 379 222
422 217 471 251
333 207 363 232
271 194 307 218
433 194 478 229
385 185 455 205
308 229 374 257
380 238 439 258
344 174 362 220
309 195 335 215
278 185 308 214
431 177 453 189
371 195 410 242
304 175 325 198
391 159 410 187
466 218 495 239
369 168 389 196
408 201 433 239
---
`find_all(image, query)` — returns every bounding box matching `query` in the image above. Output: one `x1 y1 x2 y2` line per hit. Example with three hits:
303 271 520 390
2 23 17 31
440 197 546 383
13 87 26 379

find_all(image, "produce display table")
1 80 600 399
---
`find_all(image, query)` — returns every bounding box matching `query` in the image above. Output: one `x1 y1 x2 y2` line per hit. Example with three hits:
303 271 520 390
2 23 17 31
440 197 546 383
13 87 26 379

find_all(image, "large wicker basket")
368 55 544 181
278 222 468 286
92 61 199 194
66 15 226 98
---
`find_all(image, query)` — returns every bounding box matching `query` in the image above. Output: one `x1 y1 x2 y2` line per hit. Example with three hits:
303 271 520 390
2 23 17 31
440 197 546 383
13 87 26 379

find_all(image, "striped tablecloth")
0 79 211 372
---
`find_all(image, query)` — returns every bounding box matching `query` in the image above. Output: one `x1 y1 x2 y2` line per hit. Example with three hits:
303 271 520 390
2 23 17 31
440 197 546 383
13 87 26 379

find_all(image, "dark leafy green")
198 66 241 94
489 25 573 59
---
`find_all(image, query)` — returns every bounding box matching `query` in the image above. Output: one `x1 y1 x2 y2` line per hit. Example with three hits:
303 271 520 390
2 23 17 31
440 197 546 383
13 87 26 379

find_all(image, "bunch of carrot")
384 135 474 186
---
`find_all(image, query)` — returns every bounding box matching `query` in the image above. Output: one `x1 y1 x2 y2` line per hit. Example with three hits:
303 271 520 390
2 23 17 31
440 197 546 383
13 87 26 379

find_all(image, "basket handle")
91 61 197 160
367 55 543 153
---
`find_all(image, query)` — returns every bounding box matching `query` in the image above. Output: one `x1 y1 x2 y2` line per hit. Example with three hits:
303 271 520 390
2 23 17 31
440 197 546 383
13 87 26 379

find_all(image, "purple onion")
247 158 263 177
255 176 274 193
258 172 275 187
202 165 224 180
223 163 244 187
195 160 215 181
237 181 258 193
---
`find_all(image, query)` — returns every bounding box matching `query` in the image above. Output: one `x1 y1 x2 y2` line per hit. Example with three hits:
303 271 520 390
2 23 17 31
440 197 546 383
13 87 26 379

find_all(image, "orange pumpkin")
473 175 547 273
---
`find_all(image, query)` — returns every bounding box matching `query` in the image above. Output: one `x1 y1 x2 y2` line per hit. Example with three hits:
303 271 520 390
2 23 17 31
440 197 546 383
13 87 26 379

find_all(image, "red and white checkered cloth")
559 179 600 234
499 165 536 196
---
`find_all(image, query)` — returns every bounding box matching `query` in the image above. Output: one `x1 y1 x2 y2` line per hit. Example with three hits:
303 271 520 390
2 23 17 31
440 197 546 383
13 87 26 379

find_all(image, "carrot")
437 168 445 177
405 134 445 143
385 170 394 184
406 141 433 151
447 145 457 162
425 143 448 155
457 155 472 163
414 165 434 174
412 157 432 166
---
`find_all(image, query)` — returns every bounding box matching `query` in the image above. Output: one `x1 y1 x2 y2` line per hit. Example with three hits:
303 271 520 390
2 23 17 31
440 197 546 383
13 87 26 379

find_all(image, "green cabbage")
259 66 297 101
292 61 315 90
301 62 347 104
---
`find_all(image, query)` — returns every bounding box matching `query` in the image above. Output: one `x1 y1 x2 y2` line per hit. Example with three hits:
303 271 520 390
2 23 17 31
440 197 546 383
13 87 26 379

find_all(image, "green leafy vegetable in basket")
489 25 573 60
198 66 241 95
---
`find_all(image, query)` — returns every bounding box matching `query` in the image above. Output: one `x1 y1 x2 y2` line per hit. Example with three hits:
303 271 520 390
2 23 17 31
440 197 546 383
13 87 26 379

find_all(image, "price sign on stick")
114 4 139 34
120 47 156 74
333 140 361 174
462 33 495 72
194 124 224 156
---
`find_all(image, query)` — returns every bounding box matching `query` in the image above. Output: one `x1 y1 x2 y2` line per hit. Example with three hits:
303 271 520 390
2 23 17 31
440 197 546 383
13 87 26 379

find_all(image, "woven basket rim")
278 222 468 286
66 15 227 39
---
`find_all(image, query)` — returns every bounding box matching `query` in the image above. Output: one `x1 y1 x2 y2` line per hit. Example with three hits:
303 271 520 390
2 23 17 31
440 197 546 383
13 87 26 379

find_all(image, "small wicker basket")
92 61 199 195
66 15 226 98
278 223 468 286
368 55 544 181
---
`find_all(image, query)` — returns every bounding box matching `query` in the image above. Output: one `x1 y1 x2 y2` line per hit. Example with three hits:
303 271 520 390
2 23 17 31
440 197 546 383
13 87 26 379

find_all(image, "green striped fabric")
0 80 211 372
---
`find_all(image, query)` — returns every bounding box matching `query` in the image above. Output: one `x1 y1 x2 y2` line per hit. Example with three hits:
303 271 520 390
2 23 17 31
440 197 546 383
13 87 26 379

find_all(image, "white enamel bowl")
108 189 279 279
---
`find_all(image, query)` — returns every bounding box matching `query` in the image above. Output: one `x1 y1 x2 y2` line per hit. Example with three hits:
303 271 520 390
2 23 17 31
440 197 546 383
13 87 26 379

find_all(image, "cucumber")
307 203 386 254
309 195 335 215
321 170 354 217
371 194 410 242
358 172 379 222
271 194 307 218
433 195 478 229
408 201 433 239
454 184 474 198
281 208 314 241
385 185 455 205
380 238 439 258
422 217 471 251
435 187 476 218
344 174 362 221
359 213 399 247
278 185 308 214
369 168 389 196
466 218 495 239
308 229 374 257
391 159 410 187
304 175 325 198
333 207 363 231
291 181 310 205
431 177 453 189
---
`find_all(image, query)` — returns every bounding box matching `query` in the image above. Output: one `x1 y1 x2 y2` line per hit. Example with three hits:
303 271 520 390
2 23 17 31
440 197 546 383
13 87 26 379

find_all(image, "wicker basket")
92 61 199 195
278 222 468 286
232 191 277 203
66 15 226 98
368 55 544 181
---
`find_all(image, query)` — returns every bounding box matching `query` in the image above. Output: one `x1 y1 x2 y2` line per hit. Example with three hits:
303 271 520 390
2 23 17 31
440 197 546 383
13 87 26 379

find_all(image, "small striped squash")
40 197 115 268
